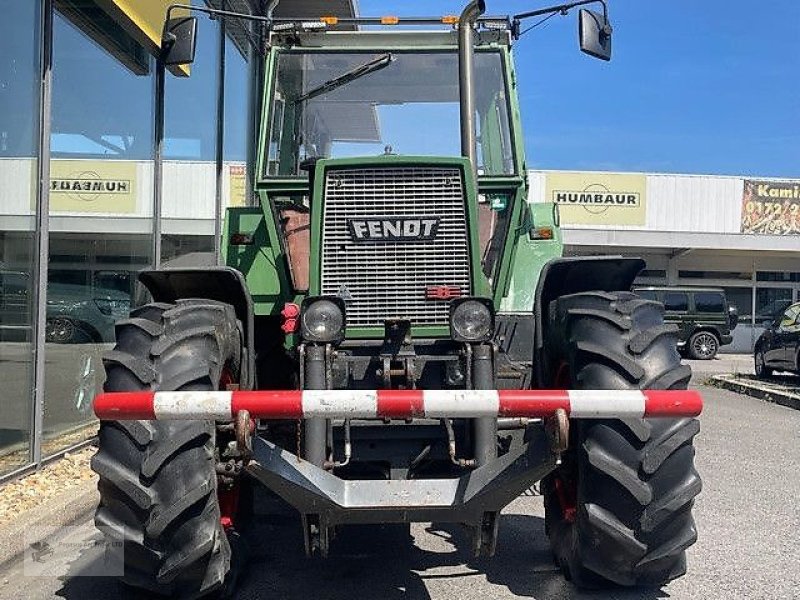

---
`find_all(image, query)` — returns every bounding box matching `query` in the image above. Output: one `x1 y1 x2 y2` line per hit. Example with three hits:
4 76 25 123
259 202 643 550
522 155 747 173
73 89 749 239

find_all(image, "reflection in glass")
0 0 40 474
44 8 154 456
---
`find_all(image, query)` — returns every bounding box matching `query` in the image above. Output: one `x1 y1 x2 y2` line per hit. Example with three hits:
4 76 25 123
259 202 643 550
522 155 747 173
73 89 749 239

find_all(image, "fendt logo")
348 218 440 243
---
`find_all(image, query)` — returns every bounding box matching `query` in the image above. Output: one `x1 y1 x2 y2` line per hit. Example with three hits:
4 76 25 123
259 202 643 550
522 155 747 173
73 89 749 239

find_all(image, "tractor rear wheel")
91 300 242 598
542 291 701 588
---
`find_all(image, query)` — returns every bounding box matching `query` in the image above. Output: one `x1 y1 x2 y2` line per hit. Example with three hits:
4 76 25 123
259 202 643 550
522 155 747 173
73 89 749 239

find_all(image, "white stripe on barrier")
568 390 646 418
423 390 500 418
153 391 233 420
302 390 379 418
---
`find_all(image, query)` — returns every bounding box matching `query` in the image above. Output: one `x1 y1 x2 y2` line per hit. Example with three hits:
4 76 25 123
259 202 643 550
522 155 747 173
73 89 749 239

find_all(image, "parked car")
754 301 800 378
634 286 738 360
0 270 130 343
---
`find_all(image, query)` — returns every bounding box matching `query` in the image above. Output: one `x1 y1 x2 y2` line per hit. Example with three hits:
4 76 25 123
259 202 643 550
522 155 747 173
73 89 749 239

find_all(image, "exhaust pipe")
458 0 486 176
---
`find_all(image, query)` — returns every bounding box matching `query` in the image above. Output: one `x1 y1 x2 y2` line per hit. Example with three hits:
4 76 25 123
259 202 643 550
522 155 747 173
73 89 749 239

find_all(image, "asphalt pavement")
3 378 799 600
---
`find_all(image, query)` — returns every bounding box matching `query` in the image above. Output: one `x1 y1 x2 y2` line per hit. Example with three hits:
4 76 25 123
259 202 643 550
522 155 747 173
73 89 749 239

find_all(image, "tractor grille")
320 166 471 329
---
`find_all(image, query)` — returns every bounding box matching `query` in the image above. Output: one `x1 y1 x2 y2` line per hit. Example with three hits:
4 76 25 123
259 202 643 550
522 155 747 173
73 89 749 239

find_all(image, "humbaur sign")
545 172 647 226
49 160 137 214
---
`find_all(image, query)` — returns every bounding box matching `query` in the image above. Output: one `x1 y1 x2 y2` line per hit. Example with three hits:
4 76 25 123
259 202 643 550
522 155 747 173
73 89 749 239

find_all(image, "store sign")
545 172 647 226
740 179 800 235
228 164 247 207
49 160 136 214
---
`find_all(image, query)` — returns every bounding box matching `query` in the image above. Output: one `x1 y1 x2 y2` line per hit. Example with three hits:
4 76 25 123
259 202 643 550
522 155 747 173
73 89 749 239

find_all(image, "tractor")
91 1 702 597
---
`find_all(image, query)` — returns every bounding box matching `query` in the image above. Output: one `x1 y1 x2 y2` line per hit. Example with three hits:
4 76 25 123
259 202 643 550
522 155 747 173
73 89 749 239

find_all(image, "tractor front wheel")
91 300 243 598
542 291 702 588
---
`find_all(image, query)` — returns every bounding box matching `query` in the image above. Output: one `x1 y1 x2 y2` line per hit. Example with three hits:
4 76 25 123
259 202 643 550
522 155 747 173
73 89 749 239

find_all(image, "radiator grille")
320 166 471 329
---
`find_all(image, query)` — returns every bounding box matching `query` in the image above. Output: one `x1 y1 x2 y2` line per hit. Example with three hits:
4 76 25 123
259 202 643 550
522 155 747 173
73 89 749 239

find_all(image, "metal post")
152 59 165 269
214 3 227 265
31 0 54 466
303 344 327 467
472 343 497 467
458 0 485 176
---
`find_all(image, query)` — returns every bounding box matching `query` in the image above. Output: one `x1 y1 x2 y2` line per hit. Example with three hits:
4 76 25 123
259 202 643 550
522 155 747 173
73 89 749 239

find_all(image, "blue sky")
360 0 800 178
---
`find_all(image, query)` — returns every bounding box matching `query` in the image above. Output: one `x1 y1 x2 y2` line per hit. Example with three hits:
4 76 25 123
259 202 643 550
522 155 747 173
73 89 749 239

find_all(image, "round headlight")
301 299 344 342
450 299 493 342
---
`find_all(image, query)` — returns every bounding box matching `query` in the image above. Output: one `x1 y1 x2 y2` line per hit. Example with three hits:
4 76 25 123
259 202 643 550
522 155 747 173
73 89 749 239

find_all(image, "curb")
708 375 800 411
0 481 98 571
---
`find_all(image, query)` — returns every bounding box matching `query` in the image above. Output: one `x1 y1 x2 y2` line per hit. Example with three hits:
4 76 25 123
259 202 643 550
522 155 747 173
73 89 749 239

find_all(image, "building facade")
529 170 800 353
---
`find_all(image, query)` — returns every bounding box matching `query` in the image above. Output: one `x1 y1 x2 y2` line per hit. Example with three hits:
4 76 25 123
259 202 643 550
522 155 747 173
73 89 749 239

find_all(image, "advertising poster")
228 164 247 207
740 179 800 235
49 160 137 214
545 172 647 226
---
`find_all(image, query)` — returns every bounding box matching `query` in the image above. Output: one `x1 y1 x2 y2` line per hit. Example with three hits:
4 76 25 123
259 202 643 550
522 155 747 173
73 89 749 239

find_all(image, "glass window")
679 270 751 281
266 51 514 177
162 14 230 262
663 292 688 312
0 0 40 474
755 288 793 326
695 292 725 313
44 7 155 457
636 289 658 301
722 287 752 320
756 271 800 283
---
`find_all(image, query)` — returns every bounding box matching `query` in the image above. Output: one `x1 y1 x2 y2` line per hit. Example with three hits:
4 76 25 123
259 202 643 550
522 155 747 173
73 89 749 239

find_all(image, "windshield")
265 50 515 177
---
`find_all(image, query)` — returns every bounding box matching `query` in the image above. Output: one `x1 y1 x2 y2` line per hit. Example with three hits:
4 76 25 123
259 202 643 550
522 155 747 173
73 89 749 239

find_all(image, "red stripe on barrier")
94 392 156 420
231 390 303 419
376 389 425 419
94 389 703 421
498 390 571 418
643 389 703 417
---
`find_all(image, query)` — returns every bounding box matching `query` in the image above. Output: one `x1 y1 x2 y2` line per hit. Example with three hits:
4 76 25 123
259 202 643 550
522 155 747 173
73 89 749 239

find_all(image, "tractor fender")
532 256 645 387
139 267 255 389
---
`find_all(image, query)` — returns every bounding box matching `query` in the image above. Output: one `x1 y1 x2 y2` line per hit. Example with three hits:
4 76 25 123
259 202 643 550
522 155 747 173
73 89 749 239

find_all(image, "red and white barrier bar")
93 389 702 421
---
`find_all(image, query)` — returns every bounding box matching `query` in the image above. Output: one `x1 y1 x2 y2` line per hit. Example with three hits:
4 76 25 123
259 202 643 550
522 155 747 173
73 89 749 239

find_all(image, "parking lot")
3 370 799 600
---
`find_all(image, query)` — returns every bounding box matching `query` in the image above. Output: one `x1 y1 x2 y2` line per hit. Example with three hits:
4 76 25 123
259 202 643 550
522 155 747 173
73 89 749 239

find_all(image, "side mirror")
161 17 198 66
727 304 739 330
578 8 612 61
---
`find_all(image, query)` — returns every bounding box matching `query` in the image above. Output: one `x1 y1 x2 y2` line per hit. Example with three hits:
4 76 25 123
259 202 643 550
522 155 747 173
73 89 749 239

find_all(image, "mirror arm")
512 0 607 38
165 3 276 25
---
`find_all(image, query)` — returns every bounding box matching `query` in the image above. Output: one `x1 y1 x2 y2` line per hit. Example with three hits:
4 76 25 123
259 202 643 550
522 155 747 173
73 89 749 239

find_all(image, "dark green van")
634 286 738 360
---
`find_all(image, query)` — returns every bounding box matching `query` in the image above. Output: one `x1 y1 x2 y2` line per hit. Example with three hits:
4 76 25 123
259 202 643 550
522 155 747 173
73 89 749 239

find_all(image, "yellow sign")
545 172 647 226
50 160 137 214
228 165 248 207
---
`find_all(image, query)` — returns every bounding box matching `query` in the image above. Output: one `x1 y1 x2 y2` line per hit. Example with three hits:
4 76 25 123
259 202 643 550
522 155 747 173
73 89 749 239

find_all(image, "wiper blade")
294 53 393 104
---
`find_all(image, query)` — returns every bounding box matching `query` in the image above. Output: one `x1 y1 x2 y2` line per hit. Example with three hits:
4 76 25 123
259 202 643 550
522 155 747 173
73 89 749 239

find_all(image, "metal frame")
214 0 228 265
30 0 54 468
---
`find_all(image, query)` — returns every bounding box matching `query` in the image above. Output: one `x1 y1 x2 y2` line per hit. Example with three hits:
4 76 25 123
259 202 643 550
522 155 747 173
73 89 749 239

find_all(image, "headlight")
449 298 494 342
301 297 345 343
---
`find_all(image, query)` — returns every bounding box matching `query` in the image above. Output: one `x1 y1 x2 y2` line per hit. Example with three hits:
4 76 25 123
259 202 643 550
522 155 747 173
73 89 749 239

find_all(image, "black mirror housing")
161 17 198 66
579 8 612 61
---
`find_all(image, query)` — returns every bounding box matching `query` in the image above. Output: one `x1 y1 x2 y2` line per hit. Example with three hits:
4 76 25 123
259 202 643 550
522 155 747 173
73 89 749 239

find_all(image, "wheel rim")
692 333 717 359
46 318 74 343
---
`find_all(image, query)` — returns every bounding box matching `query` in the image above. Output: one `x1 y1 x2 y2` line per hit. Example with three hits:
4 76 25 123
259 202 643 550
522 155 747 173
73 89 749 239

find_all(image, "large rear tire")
91 300 242 598
542 291 701 588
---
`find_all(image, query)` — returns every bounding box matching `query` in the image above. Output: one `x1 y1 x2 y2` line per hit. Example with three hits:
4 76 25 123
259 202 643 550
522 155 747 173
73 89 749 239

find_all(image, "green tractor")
92 1 702 597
